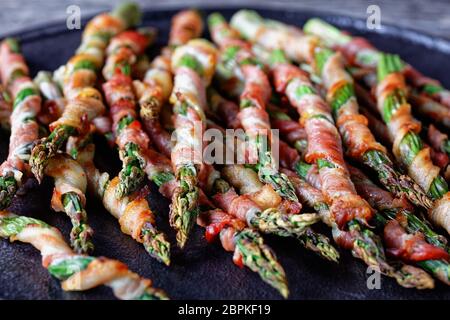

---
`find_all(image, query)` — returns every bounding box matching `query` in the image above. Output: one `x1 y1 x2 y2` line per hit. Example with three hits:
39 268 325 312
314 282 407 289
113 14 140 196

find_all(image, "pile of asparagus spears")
0 3 449 299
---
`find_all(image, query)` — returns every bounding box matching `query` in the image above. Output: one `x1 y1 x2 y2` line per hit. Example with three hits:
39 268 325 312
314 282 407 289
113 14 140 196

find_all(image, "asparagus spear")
102 28 155 198
206 89 339 261
75 142 170 265
0 38 41 209
234 228 289 297
34 71 66 125
0 212 168 299
209 13 298 203
376 54 450 232
211 171 320 239
30 2 142 182
169 39 218 247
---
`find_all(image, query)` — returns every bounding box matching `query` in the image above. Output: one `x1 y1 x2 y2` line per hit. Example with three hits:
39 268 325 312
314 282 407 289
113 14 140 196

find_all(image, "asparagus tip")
299 229 340 263
142 224 171 266
113 2 141 28
117 165 146 198
250 209 320 238
393 265 435 289
235 229 289 298
170 167 199 249
30 138 51 183
0 173 18 209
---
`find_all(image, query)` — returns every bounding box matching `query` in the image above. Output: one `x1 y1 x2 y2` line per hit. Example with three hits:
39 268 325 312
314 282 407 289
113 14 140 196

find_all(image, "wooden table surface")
1 0 449 39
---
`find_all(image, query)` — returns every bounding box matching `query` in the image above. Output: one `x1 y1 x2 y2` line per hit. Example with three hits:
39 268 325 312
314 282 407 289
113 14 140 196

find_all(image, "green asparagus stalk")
377 53 448 201
234 228 289 298
0 212 168 299
62 192 94 253
170 165 200 248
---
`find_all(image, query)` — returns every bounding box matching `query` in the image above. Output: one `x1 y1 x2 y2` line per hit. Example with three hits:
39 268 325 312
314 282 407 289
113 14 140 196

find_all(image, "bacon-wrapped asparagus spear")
43 154 93 253
30 2 141 182
231 10 433 211
0 38 42 209
286 164 434 288
132 10 203 159
208 13 298 203
348 165 450 285
169 39 218 247
102 29 155 198
0 211 168 299
303 18 450 110
71 141 170 265
376 54 450 233
0 85 11 129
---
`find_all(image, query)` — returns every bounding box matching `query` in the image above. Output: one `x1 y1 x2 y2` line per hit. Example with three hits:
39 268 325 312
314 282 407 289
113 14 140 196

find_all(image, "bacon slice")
384 220 449 262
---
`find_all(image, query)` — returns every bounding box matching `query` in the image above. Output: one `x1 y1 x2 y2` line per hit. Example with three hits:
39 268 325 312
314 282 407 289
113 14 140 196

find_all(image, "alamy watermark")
170 120 280 167
66 5 81 30
366 5 381 30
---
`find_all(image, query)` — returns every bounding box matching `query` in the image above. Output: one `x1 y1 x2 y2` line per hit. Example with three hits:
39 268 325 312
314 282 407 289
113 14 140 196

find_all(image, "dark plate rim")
2 3 449 54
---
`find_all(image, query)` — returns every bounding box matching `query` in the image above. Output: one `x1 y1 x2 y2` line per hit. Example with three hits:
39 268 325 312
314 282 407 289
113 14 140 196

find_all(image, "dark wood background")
1 0 449 39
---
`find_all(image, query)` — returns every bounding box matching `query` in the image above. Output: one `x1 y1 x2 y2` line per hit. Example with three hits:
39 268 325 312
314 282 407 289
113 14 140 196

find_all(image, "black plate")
1 5 450 300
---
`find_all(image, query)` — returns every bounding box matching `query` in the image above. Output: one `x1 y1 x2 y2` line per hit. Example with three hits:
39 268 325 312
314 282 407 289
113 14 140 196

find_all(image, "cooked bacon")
213 188 260 222
409 93 450 129
384 220 449 262
208 91 241 129
231 11 317 63
348 165 413 213
221 164 262 194
170 41 218 178
198 209 245 251
360 107 392 148
45 154 87 213
304 118 345 167
271 118 307 147
427 117 450 154
240 64 271 111
169 10 203 47
430 192 450 235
